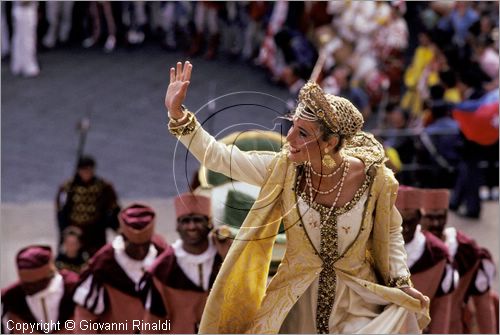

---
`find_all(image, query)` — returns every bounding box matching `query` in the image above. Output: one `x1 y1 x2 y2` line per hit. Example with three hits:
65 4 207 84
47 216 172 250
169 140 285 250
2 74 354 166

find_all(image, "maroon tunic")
448 230 482 334
73 242 165 334
409 232 451 333
143 246 223 334
1 270 79 334
463 247 498 333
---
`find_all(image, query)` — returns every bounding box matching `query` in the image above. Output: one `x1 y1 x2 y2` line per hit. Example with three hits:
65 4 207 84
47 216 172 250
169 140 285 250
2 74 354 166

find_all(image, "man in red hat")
1 245 79 334
396 186 454 333
72 204 166 333
143 193 231 333
420 189 497 334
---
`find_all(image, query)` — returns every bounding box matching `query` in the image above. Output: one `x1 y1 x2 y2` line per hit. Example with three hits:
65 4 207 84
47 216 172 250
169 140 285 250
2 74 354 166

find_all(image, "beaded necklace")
308 159 345 178
305 161 349 195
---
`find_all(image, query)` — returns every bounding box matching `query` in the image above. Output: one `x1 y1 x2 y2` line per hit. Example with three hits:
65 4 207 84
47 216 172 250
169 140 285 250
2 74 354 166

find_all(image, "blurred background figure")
10 1 39 77
189 2 223 59
81 1 117 52
42 1 74 49
160 1 193 51
121 1 147 47
1 1 10 59
56 155 121 256
55 226 88 274
1 245 79 334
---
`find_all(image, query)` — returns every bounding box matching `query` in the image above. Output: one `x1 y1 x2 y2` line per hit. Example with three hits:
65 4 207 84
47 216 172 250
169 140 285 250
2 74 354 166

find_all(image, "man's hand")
165 61 192 120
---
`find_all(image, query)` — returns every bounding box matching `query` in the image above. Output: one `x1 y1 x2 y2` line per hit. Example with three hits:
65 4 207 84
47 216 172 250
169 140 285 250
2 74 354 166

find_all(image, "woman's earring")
322 148 336 169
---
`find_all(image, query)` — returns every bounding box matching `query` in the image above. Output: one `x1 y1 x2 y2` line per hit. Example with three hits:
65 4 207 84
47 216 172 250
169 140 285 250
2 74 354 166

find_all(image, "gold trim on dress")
296 168 372 333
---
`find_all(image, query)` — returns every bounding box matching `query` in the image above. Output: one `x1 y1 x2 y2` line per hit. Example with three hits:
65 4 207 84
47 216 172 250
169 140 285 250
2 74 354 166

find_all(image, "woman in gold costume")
164 61 430 334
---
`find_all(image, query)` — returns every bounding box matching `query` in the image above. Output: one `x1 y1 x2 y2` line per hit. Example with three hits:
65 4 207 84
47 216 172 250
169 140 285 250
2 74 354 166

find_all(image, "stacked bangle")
168 107 197 137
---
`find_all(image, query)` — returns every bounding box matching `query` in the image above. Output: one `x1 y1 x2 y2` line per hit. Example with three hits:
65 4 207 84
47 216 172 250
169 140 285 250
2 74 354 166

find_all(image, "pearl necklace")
308 159 345 178
306 160 349 195
304 159 350 224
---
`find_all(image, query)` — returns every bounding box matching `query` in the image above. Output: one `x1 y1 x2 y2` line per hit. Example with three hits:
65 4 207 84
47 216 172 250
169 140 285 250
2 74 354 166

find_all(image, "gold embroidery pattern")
69 183 104 224
298 175 371 333
387 275 413 288
341 226 351 234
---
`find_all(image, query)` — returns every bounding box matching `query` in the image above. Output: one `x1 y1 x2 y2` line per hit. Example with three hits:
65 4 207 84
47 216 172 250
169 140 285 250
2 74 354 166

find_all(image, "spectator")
474 36 499 84
322 64 370 118
56 155 120 256
82 1 117 53
160 2 193 51
439 69 462 103
10 1 39 77
401 29 437 116
42 1 74 49
55 226 88 274
1 245 79 334
72 204 167 333
417 85 461 188
449 70 489 218
189 2 223 60
382 105 415 185
121 1 147 47
1 1 10 59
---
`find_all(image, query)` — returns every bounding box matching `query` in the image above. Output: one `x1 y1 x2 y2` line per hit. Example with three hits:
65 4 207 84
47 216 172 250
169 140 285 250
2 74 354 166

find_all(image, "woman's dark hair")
318 121 344 152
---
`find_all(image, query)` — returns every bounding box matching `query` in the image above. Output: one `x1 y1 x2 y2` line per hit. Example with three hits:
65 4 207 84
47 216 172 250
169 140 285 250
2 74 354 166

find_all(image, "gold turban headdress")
295 81 364 140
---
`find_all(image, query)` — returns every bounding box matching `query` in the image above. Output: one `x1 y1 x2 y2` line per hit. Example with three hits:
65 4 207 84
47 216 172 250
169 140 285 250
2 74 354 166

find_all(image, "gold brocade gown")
280 180 419 333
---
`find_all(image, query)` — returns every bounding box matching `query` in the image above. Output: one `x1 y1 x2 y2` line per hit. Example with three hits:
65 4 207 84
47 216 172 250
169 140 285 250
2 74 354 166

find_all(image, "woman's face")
286 118 328 164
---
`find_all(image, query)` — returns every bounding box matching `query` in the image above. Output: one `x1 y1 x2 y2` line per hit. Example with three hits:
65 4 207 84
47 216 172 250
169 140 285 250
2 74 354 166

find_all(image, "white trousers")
42 1 74 48
11 2 39 76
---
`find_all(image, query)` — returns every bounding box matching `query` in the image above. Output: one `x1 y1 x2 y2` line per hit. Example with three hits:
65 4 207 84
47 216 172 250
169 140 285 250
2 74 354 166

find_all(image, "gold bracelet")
168 112 195 129
168 111 197 137
168 105 189 123
387 275 413 288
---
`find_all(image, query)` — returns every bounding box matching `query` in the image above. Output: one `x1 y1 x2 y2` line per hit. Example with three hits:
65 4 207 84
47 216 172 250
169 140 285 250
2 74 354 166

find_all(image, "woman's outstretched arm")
164 61 278 186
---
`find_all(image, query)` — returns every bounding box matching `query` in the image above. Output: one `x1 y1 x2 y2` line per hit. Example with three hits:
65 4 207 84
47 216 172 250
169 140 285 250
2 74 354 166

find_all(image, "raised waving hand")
165 61 192 120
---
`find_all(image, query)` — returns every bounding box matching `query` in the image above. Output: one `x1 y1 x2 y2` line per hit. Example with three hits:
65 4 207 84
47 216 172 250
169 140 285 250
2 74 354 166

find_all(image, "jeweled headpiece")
295 81 364 140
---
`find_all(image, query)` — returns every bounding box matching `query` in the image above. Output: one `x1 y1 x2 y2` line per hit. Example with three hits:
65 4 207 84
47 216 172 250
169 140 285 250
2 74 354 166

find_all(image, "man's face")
77 166 95 183
400 209 421 243
21 273 55 296
176 214 211 246
123 236 151 261
420 209 448 239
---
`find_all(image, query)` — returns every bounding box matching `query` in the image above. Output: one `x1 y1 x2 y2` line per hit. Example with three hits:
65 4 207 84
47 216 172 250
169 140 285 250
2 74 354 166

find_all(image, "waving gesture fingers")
165 61 193 119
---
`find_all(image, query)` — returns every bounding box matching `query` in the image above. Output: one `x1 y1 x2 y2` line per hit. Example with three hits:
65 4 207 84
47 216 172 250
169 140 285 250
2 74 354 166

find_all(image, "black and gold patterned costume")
56 176 120 256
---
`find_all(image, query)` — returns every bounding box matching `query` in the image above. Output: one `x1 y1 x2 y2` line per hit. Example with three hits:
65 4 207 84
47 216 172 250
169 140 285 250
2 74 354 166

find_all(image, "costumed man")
1 245 79 334
72 204 166 334
143 193 232 333
420 189 496 334
397 187 455 333
56 155 121 256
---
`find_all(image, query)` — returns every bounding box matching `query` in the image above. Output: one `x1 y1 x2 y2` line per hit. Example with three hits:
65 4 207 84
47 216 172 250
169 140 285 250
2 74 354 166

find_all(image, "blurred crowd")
2 0 499 219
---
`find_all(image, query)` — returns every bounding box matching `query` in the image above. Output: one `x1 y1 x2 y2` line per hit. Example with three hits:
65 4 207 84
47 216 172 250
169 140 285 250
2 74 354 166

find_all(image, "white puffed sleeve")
178 121 278 187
